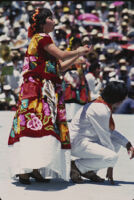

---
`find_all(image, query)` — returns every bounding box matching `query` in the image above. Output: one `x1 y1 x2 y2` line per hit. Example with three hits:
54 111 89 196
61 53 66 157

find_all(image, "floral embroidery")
23 57 29 72
36 102 43 113
19 114 26 126
28 99 38 110
43 101 50 116
8 33 71 149
46 61 56 74
17 117 20 134
13 118 18 133
29 56 37 62
21 99 29 110
27 113 42 130
57 107 66 121
10 130 15 138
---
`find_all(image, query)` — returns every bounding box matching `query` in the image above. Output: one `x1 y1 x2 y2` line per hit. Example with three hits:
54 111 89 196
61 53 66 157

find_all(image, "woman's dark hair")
28 8 53 38
101 81 128 104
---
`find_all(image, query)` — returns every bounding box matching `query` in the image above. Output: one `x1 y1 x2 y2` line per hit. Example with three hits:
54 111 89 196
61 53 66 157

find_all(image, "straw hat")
107 48 115 53
120 65 127 71
119 59 126 64
94 43 101 50
3 84 11 90
121 21 127 27
76 4 82 9
99 54 106 61
90 29 98 36
101 2 107 7
109 17 115 23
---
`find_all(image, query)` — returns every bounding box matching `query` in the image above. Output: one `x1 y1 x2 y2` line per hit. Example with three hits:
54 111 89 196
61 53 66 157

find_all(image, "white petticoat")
8 135 71 181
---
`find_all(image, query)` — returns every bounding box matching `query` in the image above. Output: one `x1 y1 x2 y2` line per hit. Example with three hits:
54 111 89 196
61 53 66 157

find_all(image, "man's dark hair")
101 81 128 104
89 62 100 73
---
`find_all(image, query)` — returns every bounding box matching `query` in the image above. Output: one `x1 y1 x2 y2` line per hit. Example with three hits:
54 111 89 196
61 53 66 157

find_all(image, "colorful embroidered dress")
8 33 71 149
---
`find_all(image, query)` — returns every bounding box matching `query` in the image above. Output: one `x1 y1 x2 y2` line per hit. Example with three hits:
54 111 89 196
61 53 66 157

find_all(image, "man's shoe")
81 171 105 182
70 161 84 183
16 174 31 185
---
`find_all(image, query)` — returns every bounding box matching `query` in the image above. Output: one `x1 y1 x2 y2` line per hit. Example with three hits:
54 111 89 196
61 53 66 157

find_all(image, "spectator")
85 62 102 100
115 87 134 114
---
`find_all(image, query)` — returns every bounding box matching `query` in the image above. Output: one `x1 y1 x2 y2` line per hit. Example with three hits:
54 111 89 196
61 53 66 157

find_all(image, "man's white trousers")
71 137 121 174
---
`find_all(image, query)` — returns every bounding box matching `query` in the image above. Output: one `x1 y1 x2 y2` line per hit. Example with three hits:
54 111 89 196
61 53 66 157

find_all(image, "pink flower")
43 101 50 116
29 56 37 62
57 108 66 121
27 113 42 130
23 57 29 71
19 114 26 126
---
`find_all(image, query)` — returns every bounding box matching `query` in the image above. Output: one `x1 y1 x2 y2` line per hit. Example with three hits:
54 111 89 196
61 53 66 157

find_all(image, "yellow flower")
28 99 38 110
17 117 20 134
36 102 43 113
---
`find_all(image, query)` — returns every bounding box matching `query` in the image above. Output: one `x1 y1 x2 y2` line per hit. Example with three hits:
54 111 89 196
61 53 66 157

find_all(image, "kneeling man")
69 81 134 184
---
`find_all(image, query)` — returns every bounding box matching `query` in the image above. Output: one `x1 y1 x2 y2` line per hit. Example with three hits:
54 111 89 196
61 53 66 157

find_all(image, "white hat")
90 29 98 35
0 93 6 102
109 71 116 78
0 57 4 64
107 48 115 53
122 36 128 41
121 21 127 26
0 17 5 24
94 43 101 50
0 35 10 42
79 26 86 33
0 7 4 13
91 10 98 14
82 36 90 42
131 81 134 86
119 58 126 63
76 4 82 9
109 4 115 9
3 85 11 90
101 2 107 7
104 67 111 71
129 68 134 75
13 21 20 28
99 54 106 61
122 8 128 14
120 65 127 71
109 17 115 22
123 15 129 20
60 41 66 46
27 5 34 11
97 33 103 38
108 11 114 16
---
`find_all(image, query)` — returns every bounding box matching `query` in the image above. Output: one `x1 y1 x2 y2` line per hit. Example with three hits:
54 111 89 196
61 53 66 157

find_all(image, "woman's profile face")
43 16 55 33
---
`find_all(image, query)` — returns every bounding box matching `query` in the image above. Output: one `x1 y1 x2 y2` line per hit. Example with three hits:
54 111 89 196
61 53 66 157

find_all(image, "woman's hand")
77 45 93 56
106 167 115 185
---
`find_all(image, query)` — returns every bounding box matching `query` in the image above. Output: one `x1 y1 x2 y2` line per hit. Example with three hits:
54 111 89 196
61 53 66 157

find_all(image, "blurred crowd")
0 1 134 113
